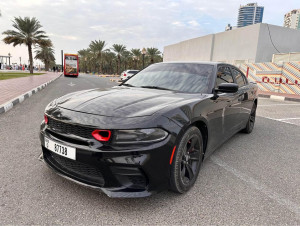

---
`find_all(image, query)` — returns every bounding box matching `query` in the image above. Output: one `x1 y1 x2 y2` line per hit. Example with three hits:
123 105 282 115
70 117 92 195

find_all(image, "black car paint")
40 62 258 197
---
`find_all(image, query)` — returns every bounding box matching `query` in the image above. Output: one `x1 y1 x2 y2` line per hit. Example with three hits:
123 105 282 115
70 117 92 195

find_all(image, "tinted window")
232 68 246 87
123 63 214 93
128 70 139 73
216 66 234 87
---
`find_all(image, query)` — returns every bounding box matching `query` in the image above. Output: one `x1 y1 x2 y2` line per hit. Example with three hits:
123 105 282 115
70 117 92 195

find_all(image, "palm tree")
121 50 132 71
111 44 126 75
78 48 90 73
131 48 141 69
147 47 161 64
89 40 106 74
34 45 55 71
2 17 51 74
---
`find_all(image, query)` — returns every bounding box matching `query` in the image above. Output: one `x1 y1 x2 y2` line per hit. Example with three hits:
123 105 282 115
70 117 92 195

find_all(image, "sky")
0 0 299 65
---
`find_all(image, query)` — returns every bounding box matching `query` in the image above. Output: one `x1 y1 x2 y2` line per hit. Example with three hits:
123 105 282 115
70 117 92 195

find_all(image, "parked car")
120 70 139 81
40 62 258 198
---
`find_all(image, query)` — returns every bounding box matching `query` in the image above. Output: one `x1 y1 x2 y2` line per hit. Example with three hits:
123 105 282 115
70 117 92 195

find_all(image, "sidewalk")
0 72 61 113
258 90 300 102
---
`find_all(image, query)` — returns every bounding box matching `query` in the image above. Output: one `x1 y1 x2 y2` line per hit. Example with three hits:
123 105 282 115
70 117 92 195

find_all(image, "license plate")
44 137 76 160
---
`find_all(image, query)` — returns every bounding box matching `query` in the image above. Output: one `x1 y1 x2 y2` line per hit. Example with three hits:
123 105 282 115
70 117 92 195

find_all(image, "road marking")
68 82 76 87
277 118 300 121
258 116 299 126
211 156 300 218
259 104 300 107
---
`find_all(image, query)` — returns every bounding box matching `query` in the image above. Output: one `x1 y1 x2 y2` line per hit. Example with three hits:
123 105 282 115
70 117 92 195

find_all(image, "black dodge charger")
40 62 258 198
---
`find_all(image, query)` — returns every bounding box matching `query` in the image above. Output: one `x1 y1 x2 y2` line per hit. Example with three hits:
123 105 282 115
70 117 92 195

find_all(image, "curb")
109 78 121 83
258 94 300 102
0 74 62 115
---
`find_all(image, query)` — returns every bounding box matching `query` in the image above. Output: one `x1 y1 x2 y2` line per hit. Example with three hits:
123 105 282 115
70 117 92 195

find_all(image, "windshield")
122 63 213 93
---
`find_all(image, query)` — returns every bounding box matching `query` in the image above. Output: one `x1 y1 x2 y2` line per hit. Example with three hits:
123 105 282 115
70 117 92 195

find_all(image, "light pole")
141 48 146 69
8 53 11 66
61 50 64 73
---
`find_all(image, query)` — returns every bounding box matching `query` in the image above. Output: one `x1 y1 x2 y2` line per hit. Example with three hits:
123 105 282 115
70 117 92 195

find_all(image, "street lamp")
141 47 146 69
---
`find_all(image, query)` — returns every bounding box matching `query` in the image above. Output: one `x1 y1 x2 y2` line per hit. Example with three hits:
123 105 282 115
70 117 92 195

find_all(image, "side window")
216 66 234 87
232 68 246 87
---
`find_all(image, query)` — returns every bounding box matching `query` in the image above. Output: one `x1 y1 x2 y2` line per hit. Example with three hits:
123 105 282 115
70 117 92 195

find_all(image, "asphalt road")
0 74 299 225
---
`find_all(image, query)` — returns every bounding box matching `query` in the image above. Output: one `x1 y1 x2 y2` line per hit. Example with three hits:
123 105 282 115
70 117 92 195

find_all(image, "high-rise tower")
237 3 264 28
284 9 300 30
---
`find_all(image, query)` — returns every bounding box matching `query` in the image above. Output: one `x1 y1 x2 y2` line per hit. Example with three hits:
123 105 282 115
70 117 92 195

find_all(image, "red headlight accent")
124 73 126 76
92 130 111 142
44 115 48 124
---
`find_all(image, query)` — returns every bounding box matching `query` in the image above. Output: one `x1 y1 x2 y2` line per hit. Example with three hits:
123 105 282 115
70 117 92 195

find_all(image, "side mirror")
216 83 238 93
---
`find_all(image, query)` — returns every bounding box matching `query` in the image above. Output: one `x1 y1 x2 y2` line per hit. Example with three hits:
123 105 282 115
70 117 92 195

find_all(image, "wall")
212 24 260 62
163 23 300 63
163 34 214 62
256 24 300 62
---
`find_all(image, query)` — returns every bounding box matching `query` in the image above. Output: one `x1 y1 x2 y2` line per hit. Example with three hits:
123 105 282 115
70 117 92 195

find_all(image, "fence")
238 62 300 95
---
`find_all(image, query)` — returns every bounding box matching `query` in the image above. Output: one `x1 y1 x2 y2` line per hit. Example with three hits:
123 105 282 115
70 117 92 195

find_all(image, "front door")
215 66 241 140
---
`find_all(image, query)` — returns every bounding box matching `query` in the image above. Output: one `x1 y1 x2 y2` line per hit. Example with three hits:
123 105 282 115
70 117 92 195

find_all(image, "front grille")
48 118 94 139
45 150 104 186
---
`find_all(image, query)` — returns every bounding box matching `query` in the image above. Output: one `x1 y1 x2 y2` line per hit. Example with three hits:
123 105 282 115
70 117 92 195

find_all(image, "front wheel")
170 126 204 194
242 103 257 134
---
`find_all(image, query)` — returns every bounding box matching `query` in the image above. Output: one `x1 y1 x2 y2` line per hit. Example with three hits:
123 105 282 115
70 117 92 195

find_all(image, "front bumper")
39 123 177 198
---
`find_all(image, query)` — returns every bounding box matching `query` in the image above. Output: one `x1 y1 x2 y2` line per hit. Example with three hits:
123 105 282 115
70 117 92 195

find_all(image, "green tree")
89 40 107 74
103 50 116 74
121 50 132 71
78 48 90 73
146 47 161 64
131 48 141 69
111 44 126 74
2 17 51 74
34 44 55 71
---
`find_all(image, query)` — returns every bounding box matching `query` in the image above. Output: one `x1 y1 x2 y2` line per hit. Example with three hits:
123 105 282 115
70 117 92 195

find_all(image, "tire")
242 103 257 134
170 126 204 193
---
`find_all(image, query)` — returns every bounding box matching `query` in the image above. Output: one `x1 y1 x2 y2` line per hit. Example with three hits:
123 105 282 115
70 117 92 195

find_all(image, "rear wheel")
242 103 256 134
170 126 204 193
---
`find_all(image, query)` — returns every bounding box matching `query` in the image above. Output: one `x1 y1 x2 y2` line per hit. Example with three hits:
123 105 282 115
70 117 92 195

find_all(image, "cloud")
113 1 126 6
172 21 184 27
48 33 79 40
0 0 299 64
188 20 199 27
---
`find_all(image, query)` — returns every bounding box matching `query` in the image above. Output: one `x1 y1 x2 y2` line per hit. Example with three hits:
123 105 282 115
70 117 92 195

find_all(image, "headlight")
115 128 168 144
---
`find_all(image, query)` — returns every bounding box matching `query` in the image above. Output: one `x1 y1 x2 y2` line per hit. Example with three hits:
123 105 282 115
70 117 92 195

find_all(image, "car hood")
55 87 206 117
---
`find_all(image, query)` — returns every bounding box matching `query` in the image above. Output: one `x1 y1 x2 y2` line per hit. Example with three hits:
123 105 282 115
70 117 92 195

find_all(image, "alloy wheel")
180 135 201 185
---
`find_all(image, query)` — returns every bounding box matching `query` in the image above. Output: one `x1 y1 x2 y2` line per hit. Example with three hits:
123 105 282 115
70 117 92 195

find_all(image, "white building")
163 23 300 63
284 9 300 30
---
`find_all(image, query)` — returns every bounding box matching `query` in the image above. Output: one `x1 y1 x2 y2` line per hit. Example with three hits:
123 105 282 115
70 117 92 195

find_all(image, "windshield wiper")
140 86 173 91
121 83 135 87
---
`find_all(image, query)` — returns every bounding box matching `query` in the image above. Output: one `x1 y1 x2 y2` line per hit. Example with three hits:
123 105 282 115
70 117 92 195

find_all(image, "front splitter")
38 152 154 198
